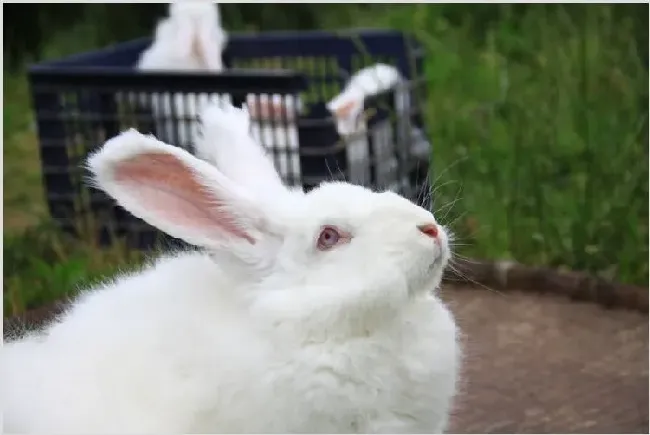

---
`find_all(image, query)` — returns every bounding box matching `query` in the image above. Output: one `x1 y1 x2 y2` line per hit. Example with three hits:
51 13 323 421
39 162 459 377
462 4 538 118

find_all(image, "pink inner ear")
114 152 255 244
336 100 359 118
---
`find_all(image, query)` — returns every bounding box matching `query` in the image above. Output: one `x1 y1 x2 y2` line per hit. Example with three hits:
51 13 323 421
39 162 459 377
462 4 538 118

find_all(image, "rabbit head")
89 102 450 326
193 103 451 326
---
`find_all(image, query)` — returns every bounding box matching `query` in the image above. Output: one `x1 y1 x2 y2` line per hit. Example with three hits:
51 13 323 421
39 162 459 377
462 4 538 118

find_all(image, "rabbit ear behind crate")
169 1 228 71
140 1 227 72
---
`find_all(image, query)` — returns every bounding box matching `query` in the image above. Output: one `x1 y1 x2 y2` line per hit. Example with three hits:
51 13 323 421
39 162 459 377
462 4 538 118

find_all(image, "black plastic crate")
28 29 431 250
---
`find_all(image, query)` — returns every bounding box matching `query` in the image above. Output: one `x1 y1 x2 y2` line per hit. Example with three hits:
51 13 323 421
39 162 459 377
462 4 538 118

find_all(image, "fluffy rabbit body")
1 102 460 434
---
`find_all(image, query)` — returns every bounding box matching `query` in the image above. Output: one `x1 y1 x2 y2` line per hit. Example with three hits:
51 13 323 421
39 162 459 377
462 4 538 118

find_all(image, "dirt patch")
442 285 648 433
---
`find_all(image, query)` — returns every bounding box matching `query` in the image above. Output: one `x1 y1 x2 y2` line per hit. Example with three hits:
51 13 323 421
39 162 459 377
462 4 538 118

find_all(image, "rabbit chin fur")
2 106 460 434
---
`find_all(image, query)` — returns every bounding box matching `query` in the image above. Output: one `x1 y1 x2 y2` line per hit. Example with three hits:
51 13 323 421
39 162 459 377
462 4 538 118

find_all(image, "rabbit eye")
317 226 341 251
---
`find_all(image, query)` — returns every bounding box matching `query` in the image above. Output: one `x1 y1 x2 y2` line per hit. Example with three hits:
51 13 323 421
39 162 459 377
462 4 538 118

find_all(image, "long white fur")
1 100 460 434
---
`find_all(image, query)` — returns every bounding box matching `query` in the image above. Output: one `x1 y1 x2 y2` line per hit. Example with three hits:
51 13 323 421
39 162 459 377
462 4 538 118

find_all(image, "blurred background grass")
3 4 648 316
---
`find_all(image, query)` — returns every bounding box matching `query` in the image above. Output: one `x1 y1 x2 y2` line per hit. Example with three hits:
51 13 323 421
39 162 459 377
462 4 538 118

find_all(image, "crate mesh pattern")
29 30 430 249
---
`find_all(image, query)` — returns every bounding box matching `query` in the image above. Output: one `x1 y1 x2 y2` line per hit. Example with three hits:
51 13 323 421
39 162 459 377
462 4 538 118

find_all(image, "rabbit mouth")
427 256 445 275
414 251 446 282
426 249 450 280
408 259 444 296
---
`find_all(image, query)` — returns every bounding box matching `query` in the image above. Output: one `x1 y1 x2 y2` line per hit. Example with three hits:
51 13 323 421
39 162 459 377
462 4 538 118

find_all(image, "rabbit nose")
417 223 439 240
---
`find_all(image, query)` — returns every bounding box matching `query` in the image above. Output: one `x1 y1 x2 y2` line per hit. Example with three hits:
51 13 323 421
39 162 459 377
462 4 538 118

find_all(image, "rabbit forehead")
303 182 434 226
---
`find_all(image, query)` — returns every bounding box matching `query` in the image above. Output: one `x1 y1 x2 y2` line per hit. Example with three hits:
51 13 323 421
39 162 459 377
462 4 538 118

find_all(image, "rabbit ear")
168 4 204 66
197 3 227 71
87 129 272 250
195 26 227 71
327 93 365 137
195 102 289 199
168 1 225 71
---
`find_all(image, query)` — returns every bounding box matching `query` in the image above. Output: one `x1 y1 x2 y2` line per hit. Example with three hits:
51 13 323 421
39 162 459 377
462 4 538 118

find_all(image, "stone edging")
443 258 648 314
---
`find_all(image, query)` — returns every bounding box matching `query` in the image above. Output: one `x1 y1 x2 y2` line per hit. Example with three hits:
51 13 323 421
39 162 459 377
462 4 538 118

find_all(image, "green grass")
3 223 145 316
342 5 648 283
3 4 648 317
418 6 649 282
3 73 47 231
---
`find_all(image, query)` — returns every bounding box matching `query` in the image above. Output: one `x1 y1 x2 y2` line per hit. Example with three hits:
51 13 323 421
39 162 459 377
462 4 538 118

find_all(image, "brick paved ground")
441 285 649 434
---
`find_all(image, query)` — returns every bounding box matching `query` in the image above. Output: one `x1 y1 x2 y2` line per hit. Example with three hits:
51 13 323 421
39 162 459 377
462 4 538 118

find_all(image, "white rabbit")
327 63 431 192
134 1 229 149
1 101 460 434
